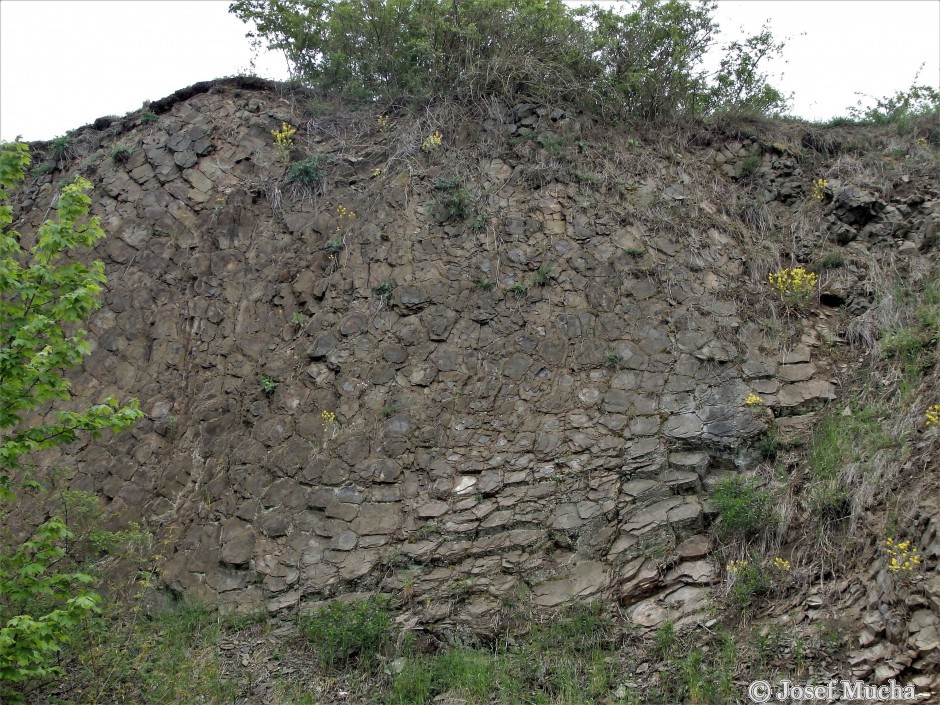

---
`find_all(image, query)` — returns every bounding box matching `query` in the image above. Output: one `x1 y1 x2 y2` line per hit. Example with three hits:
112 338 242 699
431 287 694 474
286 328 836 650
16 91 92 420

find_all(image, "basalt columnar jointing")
13 79 939 679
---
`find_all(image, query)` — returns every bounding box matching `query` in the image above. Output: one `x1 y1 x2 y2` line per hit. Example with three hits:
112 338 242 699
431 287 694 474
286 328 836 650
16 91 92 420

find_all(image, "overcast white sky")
1 0 938 142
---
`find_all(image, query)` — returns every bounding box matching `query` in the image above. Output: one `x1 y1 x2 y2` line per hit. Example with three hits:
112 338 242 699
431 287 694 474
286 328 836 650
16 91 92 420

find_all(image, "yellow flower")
885 536 921 574
772 557 791 572
271 122 297 162
422 130 443 153
926 404 940 427
811 178 828 201
768 267 818 308
745 393 764 407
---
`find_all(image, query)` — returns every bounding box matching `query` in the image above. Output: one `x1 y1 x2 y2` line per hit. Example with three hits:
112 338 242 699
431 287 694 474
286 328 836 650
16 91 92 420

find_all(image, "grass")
533 264 554 286
300 597 394 670
507 282 528 297
710 476 776 541
54 605 236 705
23 593 801 705
805 405 901 521
809 407 898 482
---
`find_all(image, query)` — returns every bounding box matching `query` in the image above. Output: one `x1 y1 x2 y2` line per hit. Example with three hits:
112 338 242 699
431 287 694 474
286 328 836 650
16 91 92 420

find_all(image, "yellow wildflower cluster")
811 178 828 201
769 267 818 308
916 137 927 146
377 114 391 131
772 557 791 572
321 410 338 436
335 203 356 233
926 404 940 427
745 393 764 407
726 559 749 575
885 538 921 574
371 167 383 178
422 130 443 153
271 122 297 162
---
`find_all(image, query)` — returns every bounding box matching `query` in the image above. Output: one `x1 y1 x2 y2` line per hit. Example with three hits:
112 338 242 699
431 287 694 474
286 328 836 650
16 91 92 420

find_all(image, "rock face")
12 79 938 654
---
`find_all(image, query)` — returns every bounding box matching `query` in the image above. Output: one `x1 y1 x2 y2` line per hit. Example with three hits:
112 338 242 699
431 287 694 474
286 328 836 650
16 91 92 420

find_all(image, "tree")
0 141 142 699
229 0 789 120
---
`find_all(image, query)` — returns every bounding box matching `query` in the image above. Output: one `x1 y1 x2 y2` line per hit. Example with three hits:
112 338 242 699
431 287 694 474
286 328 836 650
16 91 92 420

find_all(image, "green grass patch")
300 596 394 670
710 476 775 541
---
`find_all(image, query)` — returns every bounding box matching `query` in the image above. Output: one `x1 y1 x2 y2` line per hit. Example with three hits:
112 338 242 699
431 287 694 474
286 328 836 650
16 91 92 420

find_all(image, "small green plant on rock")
110 145 131 163
533 263 554 286
373 280 393 297
604 353 623 369
291 311 308 327
507 282 528 297
140 110 159 124
259 375 278 395
475 278 494 291
432 178 471 222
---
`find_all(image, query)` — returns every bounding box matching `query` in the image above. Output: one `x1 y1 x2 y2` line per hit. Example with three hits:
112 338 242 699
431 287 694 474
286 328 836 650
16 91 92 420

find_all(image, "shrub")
300 597 393 669
49 134 72 162
286 155 325 186
726 559 770 607
739 153 760 177
0 142 141 700
710 476 775 540
229 0 788 120
111 145 131 163
845 74 940 132
818 252 845 269
140 110 159 124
